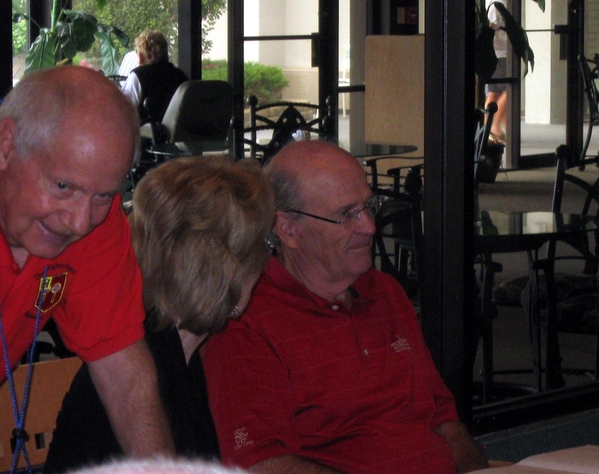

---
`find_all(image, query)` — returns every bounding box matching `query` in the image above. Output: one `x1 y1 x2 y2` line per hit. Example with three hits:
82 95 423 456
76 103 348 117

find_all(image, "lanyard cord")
0 265 49 474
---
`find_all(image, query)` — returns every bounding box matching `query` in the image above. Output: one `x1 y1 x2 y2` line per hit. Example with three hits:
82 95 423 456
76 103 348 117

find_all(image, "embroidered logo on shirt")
391 335 411 353
233 427 254 451
35 272 68 313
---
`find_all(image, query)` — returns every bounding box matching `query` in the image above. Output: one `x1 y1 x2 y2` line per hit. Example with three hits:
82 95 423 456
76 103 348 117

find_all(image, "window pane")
71 0 180 72
12 0 27 85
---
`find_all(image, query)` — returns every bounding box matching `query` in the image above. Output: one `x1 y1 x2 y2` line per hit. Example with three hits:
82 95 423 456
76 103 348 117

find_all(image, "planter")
476 143 505 183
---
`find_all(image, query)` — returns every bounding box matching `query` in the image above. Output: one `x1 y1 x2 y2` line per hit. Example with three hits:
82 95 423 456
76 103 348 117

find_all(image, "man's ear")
0 119 16 171
273 210 300 250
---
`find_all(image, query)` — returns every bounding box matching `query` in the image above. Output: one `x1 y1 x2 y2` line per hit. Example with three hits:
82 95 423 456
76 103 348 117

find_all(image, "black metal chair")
492 147 599 391
106 74 127 88
578 54 599 166
538 146 599 387
243 95 334 165
362 146 424 307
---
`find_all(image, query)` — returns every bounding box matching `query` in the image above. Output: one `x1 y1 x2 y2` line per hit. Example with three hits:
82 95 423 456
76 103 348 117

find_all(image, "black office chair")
578 54 599 166
243 95 334 165
125 80 235 192
142 80 235 153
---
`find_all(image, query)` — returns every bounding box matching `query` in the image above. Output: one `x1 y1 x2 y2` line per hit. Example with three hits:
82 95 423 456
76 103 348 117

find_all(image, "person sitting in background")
121 29 189 124
203 140 489 473
118 50 139 77
44 156 275 473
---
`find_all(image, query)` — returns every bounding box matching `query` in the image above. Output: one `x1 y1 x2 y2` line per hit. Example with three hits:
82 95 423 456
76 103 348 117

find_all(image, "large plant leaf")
25 29 58 74
97 24 130 49
95 30 120 76
63 10 98 52
55 22 79 59
532 0 545 12
475 25 498 82
493 1 535 77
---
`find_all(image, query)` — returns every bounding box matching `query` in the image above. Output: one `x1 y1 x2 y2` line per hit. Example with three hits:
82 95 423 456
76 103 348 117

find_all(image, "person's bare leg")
486 91 507 141
492 91 507 137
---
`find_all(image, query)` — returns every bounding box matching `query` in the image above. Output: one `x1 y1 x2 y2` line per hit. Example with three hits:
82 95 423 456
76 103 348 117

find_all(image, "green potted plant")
475 0 544 83
12 0 128 75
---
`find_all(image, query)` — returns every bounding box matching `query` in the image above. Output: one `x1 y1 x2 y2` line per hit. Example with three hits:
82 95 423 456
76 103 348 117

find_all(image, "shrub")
202 59 289 105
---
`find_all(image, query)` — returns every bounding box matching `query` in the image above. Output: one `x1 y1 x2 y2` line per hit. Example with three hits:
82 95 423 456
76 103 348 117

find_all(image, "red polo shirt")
0 196 145 381
204 257 459 473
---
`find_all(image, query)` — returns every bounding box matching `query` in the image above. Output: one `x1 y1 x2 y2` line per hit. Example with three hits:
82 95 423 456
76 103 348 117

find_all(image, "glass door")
243 0 319 147
518 0 569 166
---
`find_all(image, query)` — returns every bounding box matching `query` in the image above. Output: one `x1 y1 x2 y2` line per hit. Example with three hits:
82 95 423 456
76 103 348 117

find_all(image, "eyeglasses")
288 195 383 227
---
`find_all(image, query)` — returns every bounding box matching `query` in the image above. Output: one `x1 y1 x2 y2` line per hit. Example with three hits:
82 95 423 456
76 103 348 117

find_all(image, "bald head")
0 66 139 162
265 140 364 212
268 140 360 184
67 458 248 474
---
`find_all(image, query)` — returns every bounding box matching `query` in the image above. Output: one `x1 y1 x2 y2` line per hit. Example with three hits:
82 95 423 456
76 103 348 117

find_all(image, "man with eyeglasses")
203 140 488 473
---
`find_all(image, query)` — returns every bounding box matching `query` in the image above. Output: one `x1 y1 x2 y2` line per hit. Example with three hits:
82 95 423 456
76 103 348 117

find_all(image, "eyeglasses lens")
343 196 382 227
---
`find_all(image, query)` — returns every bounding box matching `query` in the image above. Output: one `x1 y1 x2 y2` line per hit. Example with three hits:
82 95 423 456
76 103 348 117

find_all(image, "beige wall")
281 68 318 103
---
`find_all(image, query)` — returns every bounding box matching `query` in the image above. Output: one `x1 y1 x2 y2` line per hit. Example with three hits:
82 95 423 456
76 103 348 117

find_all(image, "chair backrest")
0 357 83 472
106 75 127 88
550 144 599 272
244 95 334 164
553 145 599 215
162 80 234 144
579 54 599 125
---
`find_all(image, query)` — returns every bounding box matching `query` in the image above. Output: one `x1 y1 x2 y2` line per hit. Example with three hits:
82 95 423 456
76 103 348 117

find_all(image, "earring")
229 306 241 320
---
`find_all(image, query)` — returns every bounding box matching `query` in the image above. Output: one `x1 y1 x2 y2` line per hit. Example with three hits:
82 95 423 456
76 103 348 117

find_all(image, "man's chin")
27 241 73 261
351 255 373 277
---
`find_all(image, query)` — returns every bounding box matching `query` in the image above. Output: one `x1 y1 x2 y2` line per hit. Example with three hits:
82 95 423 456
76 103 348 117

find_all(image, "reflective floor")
476 163 599 403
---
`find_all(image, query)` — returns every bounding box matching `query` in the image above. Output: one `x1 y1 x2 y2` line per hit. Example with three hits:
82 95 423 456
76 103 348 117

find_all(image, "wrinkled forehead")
299 151 370 204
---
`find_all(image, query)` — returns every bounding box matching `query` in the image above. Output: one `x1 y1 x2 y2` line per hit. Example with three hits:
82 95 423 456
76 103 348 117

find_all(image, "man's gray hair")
0 71 66 159
0 67 141 164
264 158 304 251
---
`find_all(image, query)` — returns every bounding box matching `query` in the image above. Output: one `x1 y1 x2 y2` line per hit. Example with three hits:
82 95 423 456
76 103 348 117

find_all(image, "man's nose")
357 209 377 235
61 199 93 237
